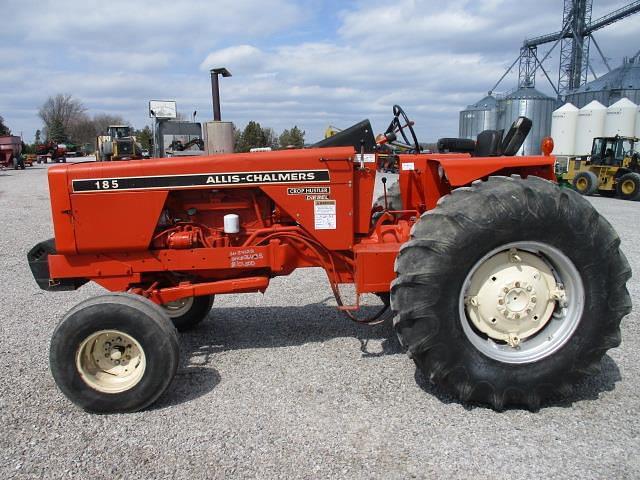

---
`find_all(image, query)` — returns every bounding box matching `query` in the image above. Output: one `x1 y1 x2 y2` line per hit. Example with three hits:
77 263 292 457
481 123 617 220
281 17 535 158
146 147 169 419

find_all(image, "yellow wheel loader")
563 136 640 200
96 126 143 161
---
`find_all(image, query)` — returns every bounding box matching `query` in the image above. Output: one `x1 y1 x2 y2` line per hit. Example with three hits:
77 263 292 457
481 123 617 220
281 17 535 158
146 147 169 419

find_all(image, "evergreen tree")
22 141 34 154
236 121 270 152
233 126 242 152
34 129 41 145
0 115 10 136
279 126 305 149
136 126 153 151
48 118 68 143
262 128 279 150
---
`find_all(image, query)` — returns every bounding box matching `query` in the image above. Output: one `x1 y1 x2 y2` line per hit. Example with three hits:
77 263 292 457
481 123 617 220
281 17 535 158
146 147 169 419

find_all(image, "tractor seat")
474 130 504 157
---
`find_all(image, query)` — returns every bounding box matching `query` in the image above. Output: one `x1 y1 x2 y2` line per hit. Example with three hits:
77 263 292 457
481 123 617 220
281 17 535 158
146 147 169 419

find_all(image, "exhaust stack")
204 67 234 154
210 67 232 121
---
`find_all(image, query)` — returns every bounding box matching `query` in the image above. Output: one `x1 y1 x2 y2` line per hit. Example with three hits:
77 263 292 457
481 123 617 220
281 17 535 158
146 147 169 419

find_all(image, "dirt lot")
0 162 638 479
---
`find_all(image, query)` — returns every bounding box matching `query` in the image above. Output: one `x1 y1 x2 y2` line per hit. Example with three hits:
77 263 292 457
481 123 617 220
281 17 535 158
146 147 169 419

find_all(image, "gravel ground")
0 161 638 479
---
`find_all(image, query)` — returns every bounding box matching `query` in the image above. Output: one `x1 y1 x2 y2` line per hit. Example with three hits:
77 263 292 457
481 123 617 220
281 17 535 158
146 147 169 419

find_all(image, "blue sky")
1 0 638 143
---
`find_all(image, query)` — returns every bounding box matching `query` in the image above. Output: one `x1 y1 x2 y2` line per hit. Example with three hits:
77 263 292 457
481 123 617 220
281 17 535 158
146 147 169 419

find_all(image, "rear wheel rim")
162 297 194 318
75 330 146 393
459 241 585 364
621 179 635 195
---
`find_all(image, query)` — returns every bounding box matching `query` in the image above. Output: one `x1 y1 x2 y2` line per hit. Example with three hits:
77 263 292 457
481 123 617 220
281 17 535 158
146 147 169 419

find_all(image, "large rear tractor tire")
49 293 179 413
616 172 640 201
161 295 214 331
392 176 632 410
572 171 598 195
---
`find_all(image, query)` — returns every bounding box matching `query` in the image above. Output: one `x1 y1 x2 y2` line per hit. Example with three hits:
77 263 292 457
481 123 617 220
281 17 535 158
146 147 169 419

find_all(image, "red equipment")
29 106 631 413
0 136 23 169
35 141 67 163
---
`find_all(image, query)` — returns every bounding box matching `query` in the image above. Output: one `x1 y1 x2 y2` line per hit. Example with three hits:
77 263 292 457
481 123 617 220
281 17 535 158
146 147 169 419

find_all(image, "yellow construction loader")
562 135 640 200
96 125 143 161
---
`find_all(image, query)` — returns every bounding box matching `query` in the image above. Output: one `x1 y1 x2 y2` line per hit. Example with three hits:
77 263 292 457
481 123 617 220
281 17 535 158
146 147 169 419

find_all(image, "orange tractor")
28 106 631 413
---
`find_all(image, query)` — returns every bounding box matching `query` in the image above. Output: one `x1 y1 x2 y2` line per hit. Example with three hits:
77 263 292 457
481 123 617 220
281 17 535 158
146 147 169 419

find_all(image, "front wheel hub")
75 330 146 393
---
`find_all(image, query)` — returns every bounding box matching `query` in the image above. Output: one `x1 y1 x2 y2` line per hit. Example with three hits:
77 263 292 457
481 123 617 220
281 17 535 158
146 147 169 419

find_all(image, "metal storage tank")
604 98 637 137
498 87 557 155
574 100 607 156
565 54 640 108
550 103 579 155
635 105 640 138
458 94 498 140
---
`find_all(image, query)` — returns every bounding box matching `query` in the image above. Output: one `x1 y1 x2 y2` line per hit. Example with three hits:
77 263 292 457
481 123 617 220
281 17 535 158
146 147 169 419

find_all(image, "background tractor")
96 125 143 161
562 135 640 200
35 141 67 163
28 106 631 413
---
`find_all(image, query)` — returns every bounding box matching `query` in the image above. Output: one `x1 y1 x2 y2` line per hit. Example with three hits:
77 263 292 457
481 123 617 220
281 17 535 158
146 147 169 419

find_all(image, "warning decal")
314 200 337 230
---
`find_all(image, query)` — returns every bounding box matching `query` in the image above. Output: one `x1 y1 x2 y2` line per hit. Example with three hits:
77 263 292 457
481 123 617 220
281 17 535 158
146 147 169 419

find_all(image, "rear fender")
436 155 556 186
398 154 556 211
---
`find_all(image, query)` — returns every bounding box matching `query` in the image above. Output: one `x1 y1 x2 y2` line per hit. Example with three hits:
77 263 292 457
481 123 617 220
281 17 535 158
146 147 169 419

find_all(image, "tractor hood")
46 147 357 255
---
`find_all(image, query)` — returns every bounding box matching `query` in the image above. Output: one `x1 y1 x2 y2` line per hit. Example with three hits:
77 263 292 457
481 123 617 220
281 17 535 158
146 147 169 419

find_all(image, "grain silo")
550 103 578 155
498 87 557 155
564 54 640 108
458 94 498 140
574 100 606 156
604 98 637 137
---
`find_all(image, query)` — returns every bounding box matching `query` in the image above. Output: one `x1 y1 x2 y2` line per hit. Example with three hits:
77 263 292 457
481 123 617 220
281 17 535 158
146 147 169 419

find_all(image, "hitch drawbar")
28 239 87 291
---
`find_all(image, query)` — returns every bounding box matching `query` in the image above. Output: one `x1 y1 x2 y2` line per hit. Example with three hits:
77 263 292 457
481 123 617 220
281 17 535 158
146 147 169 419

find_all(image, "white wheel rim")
75 330 146 393
161 297 194 318
459 242 585 364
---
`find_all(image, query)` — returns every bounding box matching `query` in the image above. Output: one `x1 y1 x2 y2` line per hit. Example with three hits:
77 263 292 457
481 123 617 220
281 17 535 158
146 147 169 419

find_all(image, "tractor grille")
116 140 134 155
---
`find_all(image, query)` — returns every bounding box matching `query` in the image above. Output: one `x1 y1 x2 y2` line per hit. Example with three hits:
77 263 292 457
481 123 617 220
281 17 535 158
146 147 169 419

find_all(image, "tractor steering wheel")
384 105 420 153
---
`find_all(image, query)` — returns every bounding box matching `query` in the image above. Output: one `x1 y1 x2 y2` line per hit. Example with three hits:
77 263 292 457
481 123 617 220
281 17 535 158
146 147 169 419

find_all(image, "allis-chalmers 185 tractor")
29 106 631 413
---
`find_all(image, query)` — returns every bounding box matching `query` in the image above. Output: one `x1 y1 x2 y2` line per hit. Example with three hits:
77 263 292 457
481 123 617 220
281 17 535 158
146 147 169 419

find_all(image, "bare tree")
92 114 127 136
38 94 86 140
67 113 97 145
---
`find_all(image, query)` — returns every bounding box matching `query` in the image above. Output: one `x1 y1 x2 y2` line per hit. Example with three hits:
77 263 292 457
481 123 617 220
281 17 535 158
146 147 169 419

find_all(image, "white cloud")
1 0 638 143
197 39 511 141
200 45 265 73
339 1 490 45
6 0 305 49
76 51 173 71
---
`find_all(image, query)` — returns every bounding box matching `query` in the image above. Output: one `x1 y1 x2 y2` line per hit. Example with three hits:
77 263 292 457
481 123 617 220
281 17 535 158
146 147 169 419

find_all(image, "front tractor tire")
161 295 214 331
49 293 179 413
572 171 598 195
392 176 631 410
